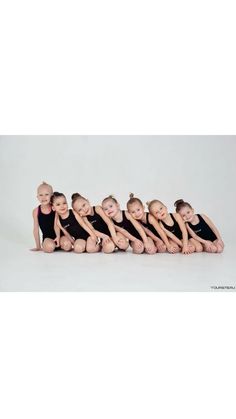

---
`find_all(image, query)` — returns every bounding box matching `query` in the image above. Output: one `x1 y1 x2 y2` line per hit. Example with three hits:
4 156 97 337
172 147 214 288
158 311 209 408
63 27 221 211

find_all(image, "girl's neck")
162 212 171 223
112 209 123 222
60 210 70 219
191 214 199 224
40 203 51 212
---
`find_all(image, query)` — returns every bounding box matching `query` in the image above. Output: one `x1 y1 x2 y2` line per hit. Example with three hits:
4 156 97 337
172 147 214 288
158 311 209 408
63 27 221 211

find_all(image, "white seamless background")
0 135 235 243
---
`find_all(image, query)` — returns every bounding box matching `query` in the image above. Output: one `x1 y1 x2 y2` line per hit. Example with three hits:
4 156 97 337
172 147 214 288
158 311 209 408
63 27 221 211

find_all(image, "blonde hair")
127 192 143 209
102 195 118 205
37 181 53 194
146 199 164 213
71 192 87 208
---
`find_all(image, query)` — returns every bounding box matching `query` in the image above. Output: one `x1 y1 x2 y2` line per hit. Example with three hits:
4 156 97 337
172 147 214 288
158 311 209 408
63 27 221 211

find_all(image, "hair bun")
146 201 150 206
129 192 134 199
174 199 184 207
71 192 81 200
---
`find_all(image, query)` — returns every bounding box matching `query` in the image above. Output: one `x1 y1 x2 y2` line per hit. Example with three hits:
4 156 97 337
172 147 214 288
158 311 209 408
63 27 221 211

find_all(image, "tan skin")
127 201 180 254
72 197 128 253
177 205 224 253
52 196 98 253
31 185 60 253
149 201 195 254
102 198 156 254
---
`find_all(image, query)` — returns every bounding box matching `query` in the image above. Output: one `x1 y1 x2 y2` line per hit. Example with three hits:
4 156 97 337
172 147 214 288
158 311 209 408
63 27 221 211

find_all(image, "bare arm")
31 208 41 250
83 217 108 240
148 214 178 247
95 206 120 242
114 225 139 242
72 210 97 240
56 216 75 244
159 221 183 247
125 211 149 244
173 213 189 248
186 224 208 244
201 214 223 241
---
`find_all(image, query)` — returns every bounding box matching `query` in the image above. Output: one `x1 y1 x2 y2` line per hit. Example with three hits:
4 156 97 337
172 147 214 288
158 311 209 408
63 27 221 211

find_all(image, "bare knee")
86 237 100 253
43 238 55 253
60 237 72 252
195 243 203 253
132 243 144 254
102 241 115 254
156 242 167 253
74 240 86 253
117 239 129 251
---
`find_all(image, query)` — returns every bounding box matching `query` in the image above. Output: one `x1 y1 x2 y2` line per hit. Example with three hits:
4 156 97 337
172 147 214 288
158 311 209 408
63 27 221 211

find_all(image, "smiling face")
102 198 120 218
52 195 68 216
178 205 195 223
72 197 92 217
37 185 53 206
127 202 145 220
149 201 168 220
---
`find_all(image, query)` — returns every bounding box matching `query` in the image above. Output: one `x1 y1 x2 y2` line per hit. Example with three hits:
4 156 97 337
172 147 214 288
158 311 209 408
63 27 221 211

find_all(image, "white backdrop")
0 135 235 244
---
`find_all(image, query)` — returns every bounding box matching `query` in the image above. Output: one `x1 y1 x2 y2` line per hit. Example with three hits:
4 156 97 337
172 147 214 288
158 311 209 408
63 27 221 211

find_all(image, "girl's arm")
186 224 208 244
56 217 75 244
83 217 109 241
201 214 224 243
114 225 140 242
125 211 149 243
72 210 97 241
159 221 183 247
173 213 189 252
54 213 61 247
95 206 121 245
148 214 179 248
31 208 42 250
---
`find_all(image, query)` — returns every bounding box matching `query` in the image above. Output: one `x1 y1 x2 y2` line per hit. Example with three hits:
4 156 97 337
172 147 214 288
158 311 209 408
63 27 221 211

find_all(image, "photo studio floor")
0 239 235 292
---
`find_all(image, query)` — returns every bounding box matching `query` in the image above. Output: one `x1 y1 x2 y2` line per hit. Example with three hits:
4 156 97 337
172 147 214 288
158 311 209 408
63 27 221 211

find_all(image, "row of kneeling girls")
31 182 224 255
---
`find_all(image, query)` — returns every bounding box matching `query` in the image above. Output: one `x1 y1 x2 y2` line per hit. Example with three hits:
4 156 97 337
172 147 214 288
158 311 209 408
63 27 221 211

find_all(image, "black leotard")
86 206 111 236
161 213 183 240
139 212 161 239
113 210 142 241
187 214 217 241
38 205 56 241
59 210 89 240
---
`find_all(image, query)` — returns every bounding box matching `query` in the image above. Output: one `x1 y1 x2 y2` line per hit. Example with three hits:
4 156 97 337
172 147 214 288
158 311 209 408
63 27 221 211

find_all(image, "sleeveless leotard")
38 205 56 241
187 214 217 241
113 210 142 241
86 206 111 236
59 209 89 240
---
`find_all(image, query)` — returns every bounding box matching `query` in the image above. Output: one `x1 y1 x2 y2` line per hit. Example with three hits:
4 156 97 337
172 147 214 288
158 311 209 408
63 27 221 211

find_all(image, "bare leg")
42 238 56 253
156 240 167 253
214 239 224 253
131 241 144 254
145 237 157 254
115 232 129 251
102 239 115 254
203 242 217 253
86 237 100 253
74 239 86 253
168 239 181 253
187 240 195 254
60 236 72 252
189 238 203 253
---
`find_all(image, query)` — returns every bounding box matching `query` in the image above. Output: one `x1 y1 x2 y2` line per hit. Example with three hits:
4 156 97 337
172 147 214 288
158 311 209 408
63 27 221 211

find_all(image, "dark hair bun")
174 199 184 207
129 192 134 199
71 192 81 201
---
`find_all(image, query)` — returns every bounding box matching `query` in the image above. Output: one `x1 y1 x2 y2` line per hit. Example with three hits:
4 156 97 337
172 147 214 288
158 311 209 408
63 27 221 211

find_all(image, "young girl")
31 181 60 253
102 195 156 254
126 193 179 253
174 199 224 253
52 192 98 253
71 193 128 253
147 199 196 254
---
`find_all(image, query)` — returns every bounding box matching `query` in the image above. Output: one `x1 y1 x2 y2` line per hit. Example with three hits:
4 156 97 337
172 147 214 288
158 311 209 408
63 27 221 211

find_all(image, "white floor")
0 238 235 291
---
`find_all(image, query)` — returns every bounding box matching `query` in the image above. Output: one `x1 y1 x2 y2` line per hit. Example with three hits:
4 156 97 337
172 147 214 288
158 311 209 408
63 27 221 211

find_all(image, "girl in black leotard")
31 181 60 253
71 193 128 253
147 199 195 254
51 192 97 254
101 195 156 254
174 199 224 253
126 193 179 254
